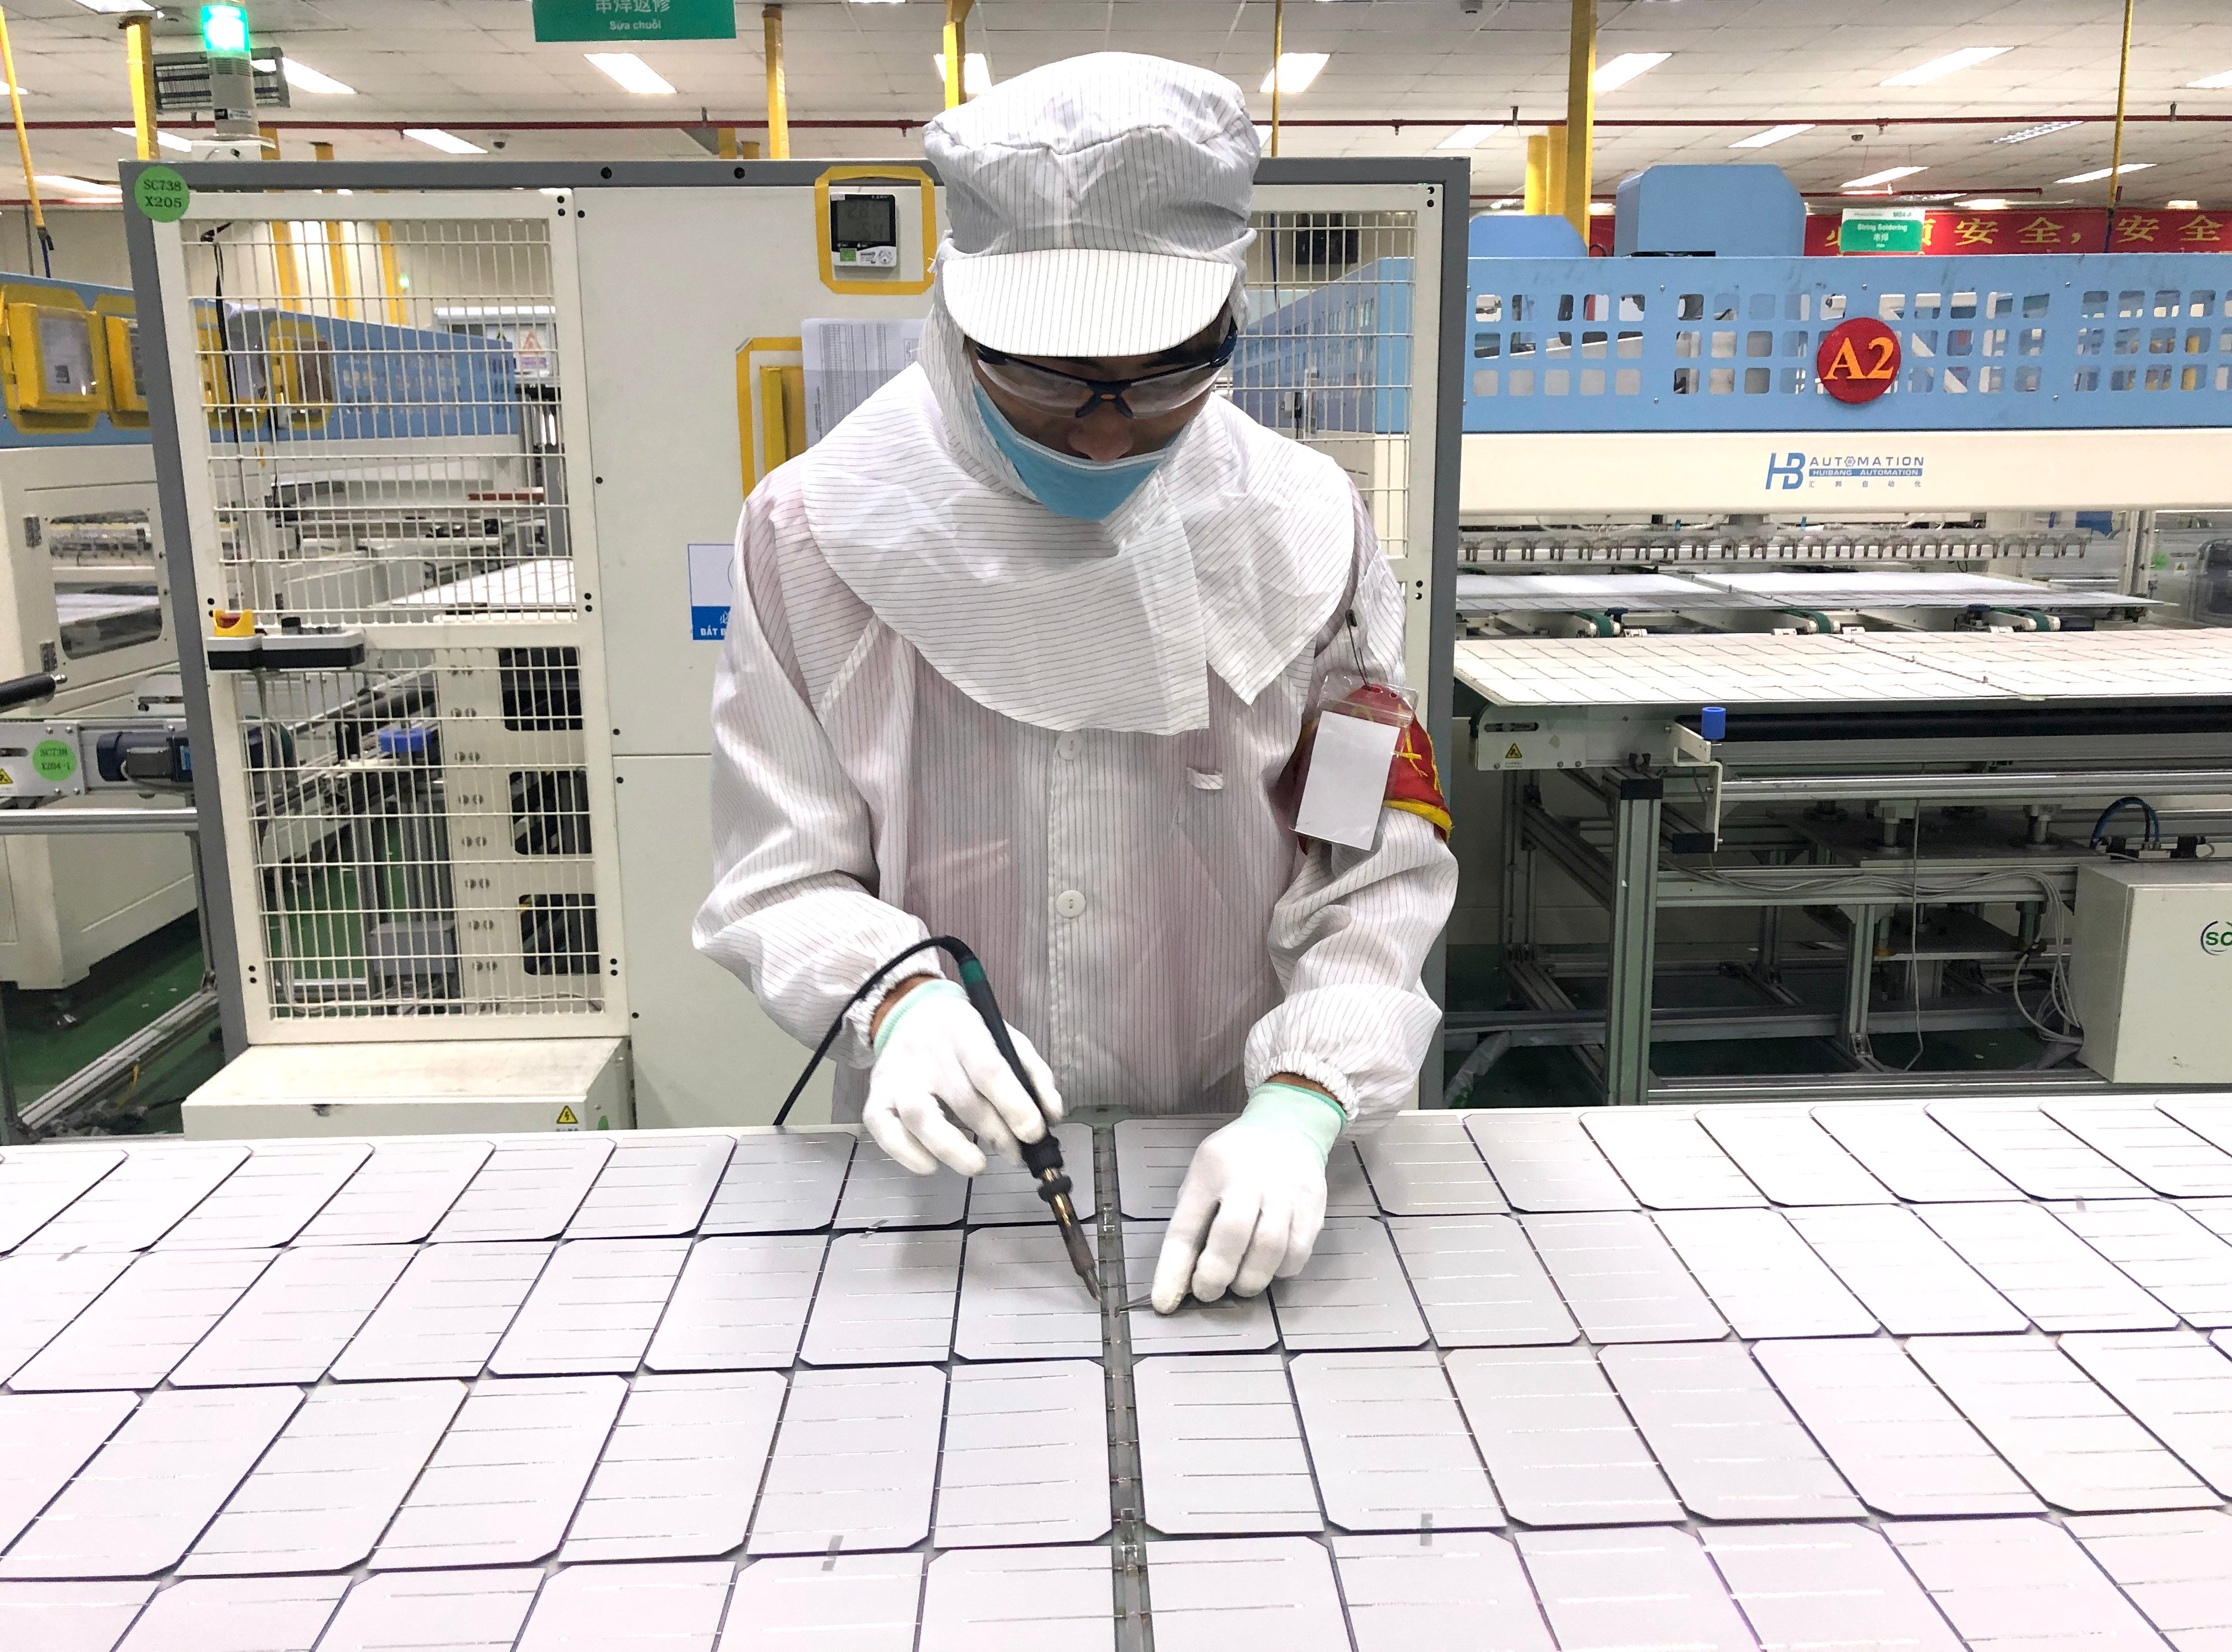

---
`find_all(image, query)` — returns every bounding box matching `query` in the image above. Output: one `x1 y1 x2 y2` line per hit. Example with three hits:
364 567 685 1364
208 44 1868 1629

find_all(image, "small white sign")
1294 711 1402 849
688 541 735 641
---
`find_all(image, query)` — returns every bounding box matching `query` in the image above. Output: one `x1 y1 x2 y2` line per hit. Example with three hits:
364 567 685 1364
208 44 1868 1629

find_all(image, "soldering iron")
774 936 1099 1299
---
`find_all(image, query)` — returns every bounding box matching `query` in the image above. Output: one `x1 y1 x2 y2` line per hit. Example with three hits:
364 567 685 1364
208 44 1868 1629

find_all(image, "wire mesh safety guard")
175 208 612 1028
1234 209 1417 562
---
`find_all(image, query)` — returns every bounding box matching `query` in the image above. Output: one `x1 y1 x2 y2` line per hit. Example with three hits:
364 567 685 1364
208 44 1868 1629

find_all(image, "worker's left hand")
1150 1082 1346 1313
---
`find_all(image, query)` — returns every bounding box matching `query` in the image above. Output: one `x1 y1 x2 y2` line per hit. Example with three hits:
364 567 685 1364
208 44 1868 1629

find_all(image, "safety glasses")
969 327 1238 420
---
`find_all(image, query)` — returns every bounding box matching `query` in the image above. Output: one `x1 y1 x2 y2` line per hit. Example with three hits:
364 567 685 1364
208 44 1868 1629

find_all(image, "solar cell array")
1453 626 2232 708
3 1097 2232 1650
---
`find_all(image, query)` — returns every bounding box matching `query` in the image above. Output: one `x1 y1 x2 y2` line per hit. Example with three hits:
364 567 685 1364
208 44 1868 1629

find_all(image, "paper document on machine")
803 318 925 446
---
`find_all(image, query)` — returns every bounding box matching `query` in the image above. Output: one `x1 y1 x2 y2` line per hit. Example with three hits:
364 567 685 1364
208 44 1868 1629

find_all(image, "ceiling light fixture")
1437 125 1491 149
2058 162 2152 184
1957 197 2011 209
74 1 154 12
932 52 993 95
1593 51 1671 92
2169 198 2202 209
405 128 486 156
37 174 120 197
1730 123 1813 149
111 126 193 153
1881 46 2010 86
1843 165 1927 190
281 59 356 95
1262 52 1330 95
1993 120 2080 144
585 52 674 95
2184 70 2232 89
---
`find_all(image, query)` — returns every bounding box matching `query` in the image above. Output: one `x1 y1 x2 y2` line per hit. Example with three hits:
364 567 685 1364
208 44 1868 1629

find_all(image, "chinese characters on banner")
1802 208 2229 256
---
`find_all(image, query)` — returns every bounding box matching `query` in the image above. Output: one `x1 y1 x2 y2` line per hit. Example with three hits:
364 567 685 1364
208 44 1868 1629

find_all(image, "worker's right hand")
864 978 1062 1177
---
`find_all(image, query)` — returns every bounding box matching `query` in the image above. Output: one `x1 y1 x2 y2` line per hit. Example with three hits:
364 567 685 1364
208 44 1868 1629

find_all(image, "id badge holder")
1291 668 1419 850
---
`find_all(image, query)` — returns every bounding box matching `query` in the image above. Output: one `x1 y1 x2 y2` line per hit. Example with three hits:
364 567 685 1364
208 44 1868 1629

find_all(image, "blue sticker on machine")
687 541 735 641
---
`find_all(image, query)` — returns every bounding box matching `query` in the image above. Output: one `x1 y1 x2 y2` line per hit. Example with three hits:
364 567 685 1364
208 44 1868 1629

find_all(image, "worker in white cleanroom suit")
695 53 1457 1312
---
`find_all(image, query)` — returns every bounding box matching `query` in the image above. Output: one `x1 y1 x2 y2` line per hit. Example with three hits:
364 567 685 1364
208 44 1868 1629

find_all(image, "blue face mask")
973 386 1174 522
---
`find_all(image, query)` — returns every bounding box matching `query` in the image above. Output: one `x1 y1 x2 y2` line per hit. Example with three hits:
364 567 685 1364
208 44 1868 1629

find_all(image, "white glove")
1151 1082 1345 1313
863 978 1062 1178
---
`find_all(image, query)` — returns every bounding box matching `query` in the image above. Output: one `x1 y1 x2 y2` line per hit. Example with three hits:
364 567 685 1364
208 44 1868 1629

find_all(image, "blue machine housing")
1613 166 1806 259
1233 257 1415 435
0 274 148 448
1463 252 2232 432
201 303 523 443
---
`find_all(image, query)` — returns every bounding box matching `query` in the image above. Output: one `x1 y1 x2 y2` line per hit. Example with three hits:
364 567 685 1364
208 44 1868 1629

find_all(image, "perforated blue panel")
1462 253 2232 433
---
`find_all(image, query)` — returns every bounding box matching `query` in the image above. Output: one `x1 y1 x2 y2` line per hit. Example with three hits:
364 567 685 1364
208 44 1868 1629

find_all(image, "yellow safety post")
374 221 406 326
763 6 789 159
944 0 975 110
0 8 51 274
1562 0 1595 239
121 14 158 161
1524 132 1548 215
1270 0 1283 158
1544 125 1567 222
2105 0 2136 240
310 141 355 319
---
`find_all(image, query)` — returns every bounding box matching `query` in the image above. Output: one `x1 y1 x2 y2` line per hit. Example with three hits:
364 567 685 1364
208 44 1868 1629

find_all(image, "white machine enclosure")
133 163 1458 1135
181 1037 631 1138
2073 861 2232 1084
0 442 194 988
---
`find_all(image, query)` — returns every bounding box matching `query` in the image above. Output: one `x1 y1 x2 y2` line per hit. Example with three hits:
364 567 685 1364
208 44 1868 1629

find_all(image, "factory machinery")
115 158 1464 1138
1427 196 2232 1104
0 275 204 1000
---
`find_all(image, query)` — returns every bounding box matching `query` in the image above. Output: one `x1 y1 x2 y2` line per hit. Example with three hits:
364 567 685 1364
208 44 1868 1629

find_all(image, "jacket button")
1055 732 1083 761
1053 889 1087 919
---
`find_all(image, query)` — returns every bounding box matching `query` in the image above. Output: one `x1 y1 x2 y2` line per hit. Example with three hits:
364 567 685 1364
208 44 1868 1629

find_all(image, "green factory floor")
4 915 223 1135
1443 942 2059 1108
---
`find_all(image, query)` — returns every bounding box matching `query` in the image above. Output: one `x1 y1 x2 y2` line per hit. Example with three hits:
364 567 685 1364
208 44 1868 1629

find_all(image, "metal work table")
1453 628 2232 1104
3 1102 2232 1649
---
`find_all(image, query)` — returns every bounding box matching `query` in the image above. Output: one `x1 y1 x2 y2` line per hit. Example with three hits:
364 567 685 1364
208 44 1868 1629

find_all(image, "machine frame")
126 157 1468 1124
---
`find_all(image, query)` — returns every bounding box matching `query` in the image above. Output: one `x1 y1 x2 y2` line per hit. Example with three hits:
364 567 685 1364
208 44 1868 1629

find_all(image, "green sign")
134 165 190 223
32 739 77 784
1838 208 1927 255
530 0 735 41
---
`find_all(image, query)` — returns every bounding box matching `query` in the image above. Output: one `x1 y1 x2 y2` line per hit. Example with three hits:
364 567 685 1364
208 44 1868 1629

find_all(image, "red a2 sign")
1816 318 1902 405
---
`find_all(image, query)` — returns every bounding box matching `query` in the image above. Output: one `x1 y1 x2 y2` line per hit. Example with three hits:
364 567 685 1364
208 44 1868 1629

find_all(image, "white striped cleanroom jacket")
693 453 1458 1128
